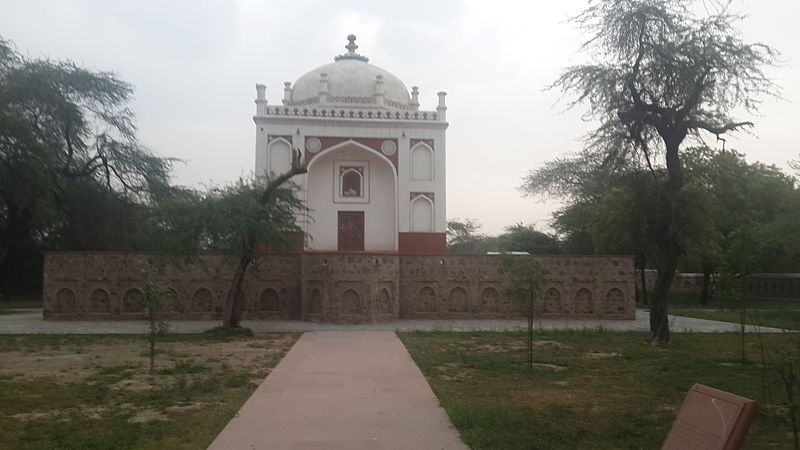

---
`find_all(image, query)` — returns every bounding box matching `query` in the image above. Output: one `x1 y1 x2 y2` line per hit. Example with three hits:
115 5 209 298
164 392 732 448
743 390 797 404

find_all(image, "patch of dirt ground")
0 334 298 384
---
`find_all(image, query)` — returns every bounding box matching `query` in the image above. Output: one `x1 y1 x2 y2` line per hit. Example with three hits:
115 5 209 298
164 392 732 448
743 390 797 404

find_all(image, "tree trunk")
648 133 686 345
220 151 307 328
649 243 679 344
700 261 713 305
636 252 648 305
222 238 255 328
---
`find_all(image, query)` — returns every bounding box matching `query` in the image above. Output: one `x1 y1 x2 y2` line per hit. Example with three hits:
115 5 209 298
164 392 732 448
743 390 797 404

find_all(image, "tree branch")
258 149 307 206
685 120 754 136
678 66 712 119
625 13 670 118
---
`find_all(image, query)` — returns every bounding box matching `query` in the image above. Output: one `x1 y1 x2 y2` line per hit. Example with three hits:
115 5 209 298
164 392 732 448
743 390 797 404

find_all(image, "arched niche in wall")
448 287 468 313
411 194 434 232
543 287 563 314
259 288 281 312
191 287 214 313
54 288 75 313
341 289 361 314
309 288 323 314
376 288 391 313
269 138 291 175
604 288 626 315
411 143 433 181
123 288 145 313
574 288 593 314
165 288 180 312
416 286 436 312
480 287 500 313
339 167 364 198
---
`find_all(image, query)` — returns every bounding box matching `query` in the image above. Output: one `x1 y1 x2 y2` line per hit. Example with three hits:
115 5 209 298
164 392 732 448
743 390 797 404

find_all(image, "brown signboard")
662 384 758 450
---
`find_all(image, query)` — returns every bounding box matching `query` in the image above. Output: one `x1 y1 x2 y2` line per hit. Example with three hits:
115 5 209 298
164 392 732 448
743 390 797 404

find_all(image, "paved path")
0 309 788 334
208 331 467 450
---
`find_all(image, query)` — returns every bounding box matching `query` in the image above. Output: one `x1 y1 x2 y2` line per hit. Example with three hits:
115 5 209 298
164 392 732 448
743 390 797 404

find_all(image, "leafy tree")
550 205 595 255
523 150 666 304
446 218 497 254
0 36 172 296
681 147 799 301
496 223 561 254
447 220 562 255
148 168 306 329
549 0 778 344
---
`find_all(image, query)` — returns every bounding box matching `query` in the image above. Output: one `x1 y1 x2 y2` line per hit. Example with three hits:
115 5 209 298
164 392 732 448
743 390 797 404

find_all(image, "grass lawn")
0 332 300 449
663 293 800 331
400 330 798 449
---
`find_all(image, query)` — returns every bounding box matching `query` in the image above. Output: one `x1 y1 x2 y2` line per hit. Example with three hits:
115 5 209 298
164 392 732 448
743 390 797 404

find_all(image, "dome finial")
345 34 358 54
335 34 369 62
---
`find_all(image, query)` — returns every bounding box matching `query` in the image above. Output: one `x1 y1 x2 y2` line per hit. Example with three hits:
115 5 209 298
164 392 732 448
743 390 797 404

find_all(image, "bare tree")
551 0 779 344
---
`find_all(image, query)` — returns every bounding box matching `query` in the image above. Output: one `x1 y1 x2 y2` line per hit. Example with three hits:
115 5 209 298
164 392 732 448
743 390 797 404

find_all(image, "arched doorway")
306 141 397 252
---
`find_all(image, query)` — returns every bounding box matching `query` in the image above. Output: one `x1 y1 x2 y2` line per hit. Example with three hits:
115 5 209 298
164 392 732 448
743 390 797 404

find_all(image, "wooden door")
338 211 364 251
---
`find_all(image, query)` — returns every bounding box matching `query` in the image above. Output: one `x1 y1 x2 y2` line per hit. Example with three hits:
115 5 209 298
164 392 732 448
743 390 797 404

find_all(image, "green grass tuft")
202 326 255 338
400 330 799 449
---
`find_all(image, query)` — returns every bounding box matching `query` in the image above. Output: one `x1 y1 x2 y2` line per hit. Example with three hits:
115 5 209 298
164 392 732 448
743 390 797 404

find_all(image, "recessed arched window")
411 143 433 181
269 139 291 174
340 167 363 198
411 194 434 232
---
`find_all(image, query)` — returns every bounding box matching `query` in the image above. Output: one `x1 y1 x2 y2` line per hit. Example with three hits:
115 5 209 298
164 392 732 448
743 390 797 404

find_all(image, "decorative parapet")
259 105 441 121
284 96 415 110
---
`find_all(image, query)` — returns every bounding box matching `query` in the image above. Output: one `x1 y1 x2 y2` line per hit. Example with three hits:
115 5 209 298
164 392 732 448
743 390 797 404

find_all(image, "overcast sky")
2 0 798 235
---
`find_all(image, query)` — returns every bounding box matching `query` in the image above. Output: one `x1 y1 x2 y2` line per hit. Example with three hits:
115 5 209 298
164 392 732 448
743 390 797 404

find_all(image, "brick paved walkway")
208 331 467 450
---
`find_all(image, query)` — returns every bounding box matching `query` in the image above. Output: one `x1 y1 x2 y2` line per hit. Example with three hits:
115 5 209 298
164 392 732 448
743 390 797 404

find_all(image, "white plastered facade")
253 36 448 252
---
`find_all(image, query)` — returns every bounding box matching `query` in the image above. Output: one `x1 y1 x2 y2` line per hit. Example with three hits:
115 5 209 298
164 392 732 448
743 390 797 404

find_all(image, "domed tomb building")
254 35 448 254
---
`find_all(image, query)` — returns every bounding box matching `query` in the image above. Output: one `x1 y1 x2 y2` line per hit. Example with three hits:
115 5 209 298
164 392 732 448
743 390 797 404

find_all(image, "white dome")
288 36 411 110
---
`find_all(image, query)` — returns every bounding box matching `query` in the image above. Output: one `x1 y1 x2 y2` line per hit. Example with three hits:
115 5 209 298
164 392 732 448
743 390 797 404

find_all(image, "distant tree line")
0 35 304 327
521 146 800 300
452 144 800 284
446 220 561 255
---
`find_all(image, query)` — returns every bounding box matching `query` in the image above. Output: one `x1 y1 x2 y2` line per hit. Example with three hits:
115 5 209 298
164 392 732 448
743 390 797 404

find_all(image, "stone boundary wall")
637 270 800 300
400 255 635 320
43 253 301 321
43 252 636 323
301 253 400 323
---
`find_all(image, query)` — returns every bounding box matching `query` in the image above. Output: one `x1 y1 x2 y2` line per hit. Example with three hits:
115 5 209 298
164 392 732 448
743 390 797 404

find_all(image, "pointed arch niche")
410 193 434 232
269 138 291 175
334 160 369 203
411 143 433 181
305 140 397 252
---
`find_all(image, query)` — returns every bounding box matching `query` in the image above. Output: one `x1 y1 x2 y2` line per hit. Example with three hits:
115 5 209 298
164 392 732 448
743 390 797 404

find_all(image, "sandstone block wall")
301 254 399 323
637 269 800 300
43 252 636 322
43 253 301 321
400 255 635 319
